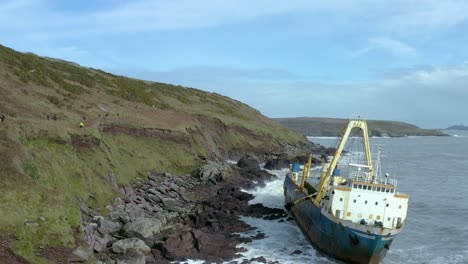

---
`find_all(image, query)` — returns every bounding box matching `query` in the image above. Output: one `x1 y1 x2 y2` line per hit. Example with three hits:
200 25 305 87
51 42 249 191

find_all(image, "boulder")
123 218 162 239
237 155 260 171
112 238 150 254
263 158 289 170
125 204 145 222
114 249 146 264
98 218 122 235
143 193 161 204
192 161 232 184
71 247 93 262
94 235 110 253
162 198 185 213
109 205 130 223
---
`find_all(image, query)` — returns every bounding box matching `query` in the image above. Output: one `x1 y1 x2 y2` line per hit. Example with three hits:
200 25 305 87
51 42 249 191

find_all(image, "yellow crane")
313 119 373 207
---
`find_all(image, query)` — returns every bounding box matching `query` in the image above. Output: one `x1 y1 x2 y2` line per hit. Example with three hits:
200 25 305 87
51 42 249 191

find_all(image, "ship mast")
313 119 373 207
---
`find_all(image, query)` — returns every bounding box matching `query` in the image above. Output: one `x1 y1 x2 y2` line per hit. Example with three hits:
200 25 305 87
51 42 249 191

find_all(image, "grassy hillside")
0 44 307 263
274 117 447 137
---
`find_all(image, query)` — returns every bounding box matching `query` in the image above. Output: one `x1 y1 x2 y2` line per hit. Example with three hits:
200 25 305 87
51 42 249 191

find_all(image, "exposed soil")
0 238 29 264
100 124 191 145
70 134 101 149
38 246 74 264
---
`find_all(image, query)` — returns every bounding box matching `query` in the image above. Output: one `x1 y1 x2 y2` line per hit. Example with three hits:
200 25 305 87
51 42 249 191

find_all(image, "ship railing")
349 171 398 186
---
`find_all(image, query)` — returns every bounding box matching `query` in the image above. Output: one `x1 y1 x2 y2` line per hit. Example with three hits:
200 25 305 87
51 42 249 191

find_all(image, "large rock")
98 218 122 235
112 238 151 254
71 247 93 262
125 204 145 222
123 218 162 239
109 204 130 223
192 161 232 184
162 198 185 213
114 249 146 264
237 155 260 171
94 235 110 253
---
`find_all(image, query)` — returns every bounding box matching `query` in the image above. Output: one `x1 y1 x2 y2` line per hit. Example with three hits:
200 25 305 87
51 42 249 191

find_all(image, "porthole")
365 200 368 204
399 205 402 209
375 202 378 206
386 203 389 207
340 198 343 202
353 199 356 203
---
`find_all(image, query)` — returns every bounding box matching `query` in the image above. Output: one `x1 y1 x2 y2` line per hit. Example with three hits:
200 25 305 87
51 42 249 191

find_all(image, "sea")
187 131 468 264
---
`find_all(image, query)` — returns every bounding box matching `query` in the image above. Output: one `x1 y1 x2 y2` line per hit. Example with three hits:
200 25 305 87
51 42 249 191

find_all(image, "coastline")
62 155 291 263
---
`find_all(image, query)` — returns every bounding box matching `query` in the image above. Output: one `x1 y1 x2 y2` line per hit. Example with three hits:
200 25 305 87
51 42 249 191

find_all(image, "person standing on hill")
0 114 5 123
80 121 84 128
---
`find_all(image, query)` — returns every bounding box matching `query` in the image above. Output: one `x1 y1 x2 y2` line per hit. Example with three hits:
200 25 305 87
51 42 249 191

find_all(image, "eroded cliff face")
0 44 308 262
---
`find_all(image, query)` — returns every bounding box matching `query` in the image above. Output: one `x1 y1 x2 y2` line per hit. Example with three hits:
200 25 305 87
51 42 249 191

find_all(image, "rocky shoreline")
71 155 289 264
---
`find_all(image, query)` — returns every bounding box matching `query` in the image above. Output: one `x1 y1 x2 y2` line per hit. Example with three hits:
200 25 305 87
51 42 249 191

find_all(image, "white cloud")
351 37 417 57
2 0 468 38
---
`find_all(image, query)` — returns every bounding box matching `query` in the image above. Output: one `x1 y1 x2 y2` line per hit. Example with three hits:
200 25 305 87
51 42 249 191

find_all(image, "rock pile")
76 157 289 263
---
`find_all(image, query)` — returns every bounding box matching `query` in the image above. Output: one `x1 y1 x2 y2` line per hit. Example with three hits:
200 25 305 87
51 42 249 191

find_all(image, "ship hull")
284 176 394 264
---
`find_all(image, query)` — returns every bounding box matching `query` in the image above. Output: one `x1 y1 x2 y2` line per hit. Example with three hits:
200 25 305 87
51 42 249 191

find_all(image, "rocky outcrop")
191 161 232 184
78 158 290 263
112 238 150 254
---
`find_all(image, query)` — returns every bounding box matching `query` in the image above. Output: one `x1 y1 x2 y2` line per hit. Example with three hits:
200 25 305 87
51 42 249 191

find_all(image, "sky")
1 0 468 128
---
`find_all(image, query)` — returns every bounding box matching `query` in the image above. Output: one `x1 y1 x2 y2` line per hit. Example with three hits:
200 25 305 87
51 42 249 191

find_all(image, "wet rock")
237 155 260 171
252 232 266 240
250 256 267 263
114 249 146 264
123 218 162 239
112 238 150 254
291 249 303 255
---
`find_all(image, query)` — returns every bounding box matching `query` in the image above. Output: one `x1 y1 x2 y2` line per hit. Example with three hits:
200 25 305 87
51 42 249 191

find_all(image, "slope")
0 44 306 263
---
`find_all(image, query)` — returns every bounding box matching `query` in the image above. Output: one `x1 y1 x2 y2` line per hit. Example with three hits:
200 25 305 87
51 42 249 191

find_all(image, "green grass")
0 43 307 262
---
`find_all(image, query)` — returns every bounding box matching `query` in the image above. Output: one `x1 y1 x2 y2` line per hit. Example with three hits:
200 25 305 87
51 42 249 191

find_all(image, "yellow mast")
300 154 312 191
313 119 373 207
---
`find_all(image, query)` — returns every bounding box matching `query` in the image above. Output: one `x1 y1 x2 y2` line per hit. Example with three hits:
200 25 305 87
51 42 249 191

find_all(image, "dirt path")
0 238 28 264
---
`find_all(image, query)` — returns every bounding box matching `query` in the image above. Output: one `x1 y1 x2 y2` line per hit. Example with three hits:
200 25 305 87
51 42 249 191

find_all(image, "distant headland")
445 125 468 130
274 117 448 137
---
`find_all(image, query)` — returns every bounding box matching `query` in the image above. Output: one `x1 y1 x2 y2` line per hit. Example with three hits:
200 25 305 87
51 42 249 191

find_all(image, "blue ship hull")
284 176 394 264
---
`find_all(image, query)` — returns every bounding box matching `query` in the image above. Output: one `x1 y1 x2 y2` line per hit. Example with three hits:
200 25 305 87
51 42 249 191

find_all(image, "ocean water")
236 131 468 264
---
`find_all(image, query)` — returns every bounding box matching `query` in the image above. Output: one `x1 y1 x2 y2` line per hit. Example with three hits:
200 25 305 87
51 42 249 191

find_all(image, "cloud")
351 37 417 57
2 0 468 39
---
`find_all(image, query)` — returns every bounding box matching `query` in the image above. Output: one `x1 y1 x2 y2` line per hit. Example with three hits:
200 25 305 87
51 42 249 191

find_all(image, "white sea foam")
233 216 335 264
